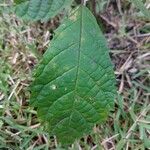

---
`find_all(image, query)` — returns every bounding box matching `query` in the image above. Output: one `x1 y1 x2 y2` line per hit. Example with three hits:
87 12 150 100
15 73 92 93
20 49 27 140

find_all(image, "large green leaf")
15 0 73 21
30 6 116 145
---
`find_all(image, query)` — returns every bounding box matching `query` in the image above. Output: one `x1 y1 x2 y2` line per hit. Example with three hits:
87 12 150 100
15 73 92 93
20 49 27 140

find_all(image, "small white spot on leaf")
70 13 78 21
51 84 57 90
81 37 85 43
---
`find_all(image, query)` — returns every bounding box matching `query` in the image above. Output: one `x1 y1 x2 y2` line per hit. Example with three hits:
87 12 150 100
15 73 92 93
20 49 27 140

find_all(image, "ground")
0 0 150 150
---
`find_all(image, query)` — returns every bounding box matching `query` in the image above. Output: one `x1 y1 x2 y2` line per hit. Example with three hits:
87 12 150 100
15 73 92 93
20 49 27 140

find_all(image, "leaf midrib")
68 6 83 127
74 6 83 91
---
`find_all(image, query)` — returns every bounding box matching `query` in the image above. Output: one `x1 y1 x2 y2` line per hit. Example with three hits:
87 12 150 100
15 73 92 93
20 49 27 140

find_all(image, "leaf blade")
30 6 116 145
15 0 73 21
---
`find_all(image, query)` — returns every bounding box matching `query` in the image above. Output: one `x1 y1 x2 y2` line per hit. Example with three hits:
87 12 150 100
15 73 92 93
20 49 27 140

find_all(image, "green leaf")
14 0 28 4
15 0 73 21
131 0 150 19
30 6 116 145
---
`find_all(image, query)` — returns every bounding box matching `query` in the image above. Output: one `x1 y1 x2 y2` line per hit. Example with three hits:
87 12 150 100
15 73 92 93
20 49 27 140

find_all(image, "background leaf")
30 5 116 145
15 0 73 21
14 0 28 4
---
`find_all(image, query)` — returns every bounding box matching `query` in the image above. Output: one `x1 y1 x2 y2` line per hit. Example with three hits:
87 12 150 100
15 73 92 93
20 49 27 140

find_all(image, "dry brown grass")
0 0 149 149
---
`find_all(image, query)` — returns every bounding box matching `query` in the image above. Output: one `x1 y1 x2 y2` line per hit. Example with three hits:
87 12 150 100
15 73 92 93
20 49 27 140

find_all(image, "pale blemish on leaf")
81 37 85 43
51 85 57 90
70 12 78 21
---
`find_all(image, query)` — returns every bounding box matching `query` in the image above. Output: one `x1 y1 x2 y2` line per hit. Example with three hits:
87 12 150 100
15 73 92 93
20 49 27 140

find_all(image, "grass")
0 0 150 149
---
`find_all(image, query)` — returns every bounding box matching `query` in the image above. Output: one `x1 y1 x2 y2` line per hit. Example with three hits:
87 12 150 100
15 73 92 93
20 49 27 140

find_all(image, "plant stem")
81 0 84 5
81 0 88 6
92 0 96 16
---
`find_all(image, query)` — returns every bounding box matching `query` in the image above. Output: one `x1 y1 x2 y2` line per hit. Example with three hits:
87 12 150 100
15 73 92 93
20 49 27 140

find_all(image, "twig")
101 134 119 145
8 80 20 100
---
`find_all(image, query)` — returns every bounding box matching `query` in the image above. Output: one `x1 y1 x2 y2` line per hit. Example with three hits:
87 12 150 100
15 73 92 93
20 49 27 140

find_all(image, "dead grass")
0 0 150 149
